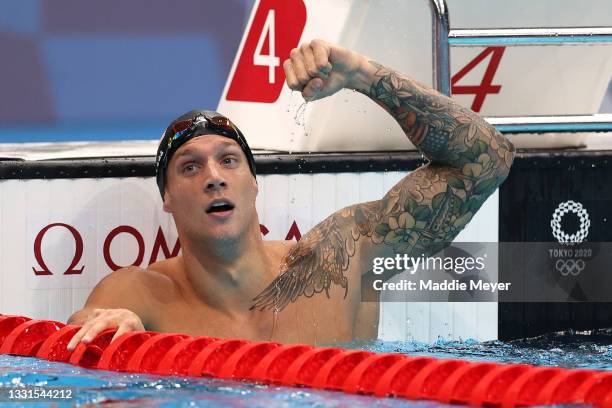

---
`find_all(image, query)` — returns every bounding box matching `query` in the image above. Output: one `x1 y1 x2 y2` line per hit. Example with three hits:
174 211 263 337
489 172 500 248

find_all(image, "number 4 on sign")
225 0 306 103
451 46 505 112
254 9 280 84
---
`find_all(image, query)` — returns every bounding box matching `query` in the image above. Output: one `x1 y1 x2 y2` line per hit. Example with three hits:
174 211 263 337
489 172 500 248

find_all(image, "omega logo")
32 221 303 275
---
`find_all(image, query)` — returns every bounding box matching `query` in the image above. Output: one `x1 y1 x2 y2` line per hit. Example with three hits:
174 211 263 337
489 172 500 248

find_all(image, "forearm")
350 59 515 173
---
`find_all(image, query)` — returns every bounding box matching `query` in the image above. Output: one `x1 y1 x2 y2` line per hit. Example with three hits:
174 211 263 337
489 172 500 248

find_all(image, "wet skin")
68 135 378 347
67 39 513 350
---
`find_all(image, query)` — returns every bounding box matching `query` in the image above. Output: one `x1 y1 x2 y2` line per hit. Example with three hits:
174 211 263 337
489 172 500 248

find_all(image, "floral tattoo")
251 61 515 312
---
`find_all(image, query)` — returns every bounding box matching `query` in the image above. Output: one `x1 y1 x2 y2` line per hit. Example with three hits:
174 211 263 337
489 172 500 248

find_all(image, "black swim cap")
155 109 256 199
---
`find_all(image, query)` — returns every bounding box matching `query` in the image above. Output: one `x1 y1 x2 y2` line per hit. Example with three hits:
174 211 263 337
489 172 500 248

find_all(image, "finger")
79 319 113 344
290 48 311 86
302 77 324 101
66 316 99 351
110 321 137 343
110 316 143 343
311 39 332 75
67 325 89 351
67 308 104 350
300 43 319 79
283 59 303 91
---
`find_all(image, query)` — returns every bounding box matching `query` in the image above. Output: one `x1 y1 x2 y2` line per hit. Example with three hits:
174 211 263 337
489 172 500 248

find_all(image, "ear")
162 191 172 213
252 177 259 196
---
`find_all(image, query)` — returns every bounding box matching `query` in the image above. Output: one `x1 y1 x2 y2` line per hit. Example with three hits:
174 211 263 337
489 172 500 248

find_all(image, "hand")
66 308 144 351
284 39 368 101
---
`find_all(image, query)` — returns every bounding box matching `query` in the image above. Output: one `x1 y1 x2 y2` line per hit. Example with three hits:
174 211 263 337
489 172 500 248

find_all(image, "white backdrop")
218 0 612 152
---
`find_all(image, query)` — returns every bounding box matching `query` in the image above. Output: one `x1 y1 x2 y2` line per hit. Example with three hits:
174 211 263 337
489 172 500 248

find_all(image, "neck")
177 221 275 315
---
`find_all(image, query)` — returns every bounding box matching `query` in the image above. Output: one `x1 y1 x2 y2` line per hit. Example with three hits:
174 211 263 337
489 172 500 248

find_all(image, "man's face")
162 135 258 242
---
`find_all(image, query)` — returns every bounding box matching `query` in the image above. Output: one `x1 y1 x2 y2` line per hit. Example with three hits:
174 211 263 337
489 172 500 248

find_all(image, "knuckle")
289 48 300 58
311 38 325 49
98 312 112 320
294 71 307 81
316 60 329 69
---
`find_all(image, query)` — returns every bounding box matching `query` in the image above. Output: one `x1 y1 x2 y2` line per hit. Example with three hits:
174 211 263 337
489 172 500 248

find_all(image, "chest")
146 285 362 345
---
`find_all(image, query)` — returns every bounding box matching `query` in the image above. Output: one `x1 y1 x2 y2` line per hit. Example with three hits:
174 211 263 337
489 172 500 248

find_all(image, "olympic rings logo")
550 201 590 246
554 259 585 276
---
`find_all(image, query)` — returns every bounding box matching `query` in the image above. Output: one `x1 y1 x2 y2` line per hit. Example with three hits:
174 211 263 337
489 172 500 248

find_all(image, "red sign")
226 0 307 103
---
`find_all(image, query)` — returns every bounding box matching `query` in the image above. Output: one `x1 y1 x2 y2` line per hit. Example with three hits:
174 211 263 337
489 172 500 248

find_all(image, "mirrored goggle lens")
171 118 194 135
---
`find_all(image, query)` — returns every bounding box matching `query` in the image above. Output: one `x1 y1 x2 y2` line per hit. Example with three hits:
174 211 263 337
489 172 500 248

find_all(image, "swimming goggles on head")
167 114 239 150
155 110 257 198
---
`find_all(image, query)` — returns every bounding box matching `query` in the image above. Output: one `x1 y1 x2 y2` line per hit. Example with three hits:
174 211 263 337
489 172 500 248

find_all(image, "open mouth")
206 200 235 214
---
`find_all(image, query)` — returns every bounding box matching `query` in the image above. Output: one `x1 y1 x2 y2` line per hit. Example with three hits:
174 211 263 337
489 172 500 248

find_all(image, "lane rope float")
1 315 611 407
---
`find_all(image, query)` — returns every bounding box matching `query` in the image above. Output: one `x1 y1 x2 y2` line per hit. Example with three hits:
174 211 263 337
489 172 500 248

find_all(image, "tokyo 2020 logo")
550 200 590 246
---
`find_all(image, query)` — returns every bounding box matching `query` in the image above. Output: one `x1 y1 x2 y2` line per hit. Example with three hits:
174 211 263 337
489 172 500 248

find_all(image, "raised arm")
251 40 514 312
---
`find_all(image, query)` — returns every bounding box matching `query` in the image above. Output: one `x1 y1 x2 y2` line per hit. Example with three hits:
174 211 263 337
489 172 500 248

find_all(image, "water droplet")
294 102 308 126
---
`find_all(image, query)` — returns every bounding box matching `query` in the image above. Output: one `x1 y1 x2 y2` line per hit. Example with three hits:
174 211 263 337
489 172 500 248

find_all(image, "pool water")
1 331 610 407
356 331 612 371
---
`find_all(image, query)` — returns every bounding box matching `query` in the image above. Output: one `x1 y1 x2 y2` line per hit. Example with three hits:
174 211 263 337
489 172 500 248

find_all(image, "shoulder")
84 259 182 322
265 239 297 257
94 258 180 297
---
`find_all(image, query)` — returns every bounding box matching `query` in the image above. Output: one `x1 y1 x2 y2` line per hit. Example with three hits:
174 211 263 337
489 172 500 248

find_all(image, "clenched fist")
283 39 372 101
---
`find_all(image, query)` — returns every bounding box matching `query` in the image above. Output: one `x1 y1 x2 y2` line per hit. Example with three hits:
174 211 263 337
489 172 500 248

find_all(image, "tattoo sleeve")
251 61 515 312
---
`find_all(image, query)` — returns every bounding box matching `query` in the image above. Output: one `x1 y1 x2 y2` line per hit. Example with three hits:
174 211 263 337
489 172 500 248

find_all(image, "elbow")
493 134 515 182
473 134 515 193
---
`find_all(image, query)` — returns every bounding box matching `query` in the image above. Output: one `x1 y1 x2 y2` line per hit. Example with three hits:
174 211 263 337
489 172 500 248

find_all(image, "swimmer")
67 39 515 350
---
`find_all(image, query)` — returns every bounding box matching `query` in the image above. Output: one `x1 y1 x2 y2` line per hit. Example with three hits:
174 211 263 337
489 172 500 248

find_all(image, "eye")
181 163 199 174
222 156 238 166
